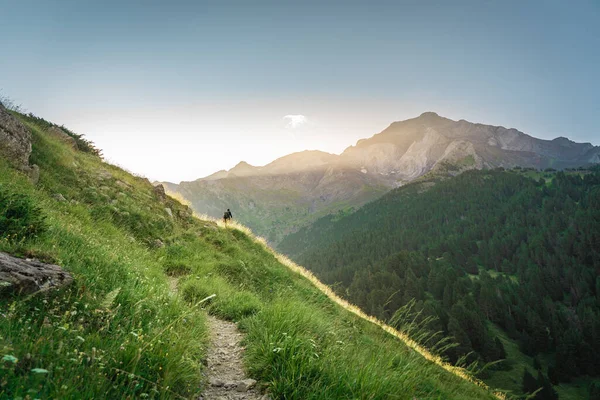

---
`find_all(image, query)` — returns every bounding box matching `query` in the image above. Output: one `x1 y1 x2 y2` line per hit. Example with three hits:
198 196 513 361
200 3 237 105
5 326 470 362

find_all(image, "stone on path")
200 315 264 399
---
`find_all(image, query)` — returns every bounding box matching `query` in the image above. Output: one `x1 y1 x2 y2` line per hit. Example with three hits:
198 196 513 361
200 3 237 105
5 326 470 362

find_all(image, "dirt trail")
168 277 266 400
198 315 265 400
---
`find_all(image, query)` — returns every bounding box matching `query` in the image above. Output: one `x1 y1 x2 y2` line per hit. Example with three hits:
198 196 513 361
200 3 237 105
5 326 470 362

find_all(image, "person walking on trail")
223 208 233 224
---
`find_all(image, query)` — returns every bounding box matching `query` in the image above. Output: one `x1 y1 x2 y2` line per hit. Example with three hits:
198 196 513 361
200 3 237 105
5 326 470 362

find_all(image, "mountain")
0 107 499 399
162 150 390 244
164 112 600 244
279 167 600 399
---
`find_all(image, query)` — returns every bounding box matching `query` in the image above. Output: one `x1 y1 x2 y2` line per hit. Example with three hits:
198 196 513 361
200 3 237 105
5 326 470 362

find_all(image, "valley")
164 113 600 245
279 167 600 399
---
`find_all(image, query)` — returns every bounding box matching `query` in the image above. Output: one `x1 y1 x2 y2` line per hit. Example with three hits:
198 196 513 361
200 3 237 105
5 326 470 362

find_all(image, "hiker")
223 208 233 224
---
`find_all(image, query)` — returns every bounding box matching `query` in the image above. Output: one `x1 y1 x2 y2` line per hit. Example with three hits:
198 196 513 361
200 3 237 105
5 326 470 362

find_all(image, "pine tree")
522 369 538 395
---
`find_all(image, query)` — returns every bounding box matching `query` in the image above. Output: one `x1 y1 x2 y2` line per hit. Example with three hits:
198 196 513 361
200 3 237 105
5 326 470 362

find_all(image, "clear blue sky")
1 0 598 181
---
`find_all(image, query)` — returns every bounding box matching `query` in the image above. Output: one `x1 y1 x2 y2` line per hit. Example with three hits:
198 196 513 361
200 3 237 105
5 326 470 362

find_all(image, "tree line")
279 167 600 398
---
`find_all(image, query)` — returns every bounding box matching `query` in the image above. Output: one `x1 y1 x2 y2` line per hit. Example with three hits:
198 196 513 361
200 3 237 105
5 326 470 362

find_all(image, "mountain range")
163 112 600 244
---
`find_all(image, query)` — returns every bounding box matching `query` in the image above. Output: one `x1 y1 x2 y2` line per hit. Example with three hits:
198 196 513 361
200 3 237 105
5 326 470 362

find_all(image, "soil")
198 315 266 400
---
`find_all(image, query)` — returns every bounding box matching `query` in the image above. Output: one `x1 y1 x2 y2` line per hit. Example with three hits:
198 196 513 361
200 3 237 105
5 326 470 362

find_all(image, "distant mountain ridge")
163 112 599 243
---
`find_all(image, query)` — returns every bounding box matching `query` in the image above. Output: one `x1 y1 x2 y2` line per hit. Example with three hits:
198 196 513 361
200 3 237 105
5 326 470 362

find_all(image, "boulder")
47 126 78 150
153 184 167 201
0 252 73 297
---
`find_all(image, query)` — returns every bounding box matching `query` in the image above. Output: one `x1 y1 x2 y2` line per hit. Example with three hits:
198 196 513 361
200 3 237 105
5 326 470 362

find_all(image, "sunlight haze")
1 0 598 182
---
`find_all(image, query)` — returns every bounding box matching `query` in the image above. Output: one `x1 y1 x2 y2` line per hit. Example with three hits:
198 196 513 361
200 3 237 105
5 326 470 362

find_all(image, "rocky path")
198 315 265 400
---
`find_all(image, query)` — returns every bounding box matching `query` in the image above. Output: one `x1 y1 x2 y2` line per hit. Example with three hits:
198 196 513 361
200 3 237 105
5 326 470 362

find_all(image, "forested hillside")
279 168 600 398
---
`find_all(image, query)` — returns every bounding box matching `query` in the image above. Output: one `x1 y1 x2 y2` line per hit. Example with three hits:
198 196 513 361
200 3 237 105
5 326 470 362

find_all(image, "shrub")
163 262 192 276
0 184 46 240
181 277 262 320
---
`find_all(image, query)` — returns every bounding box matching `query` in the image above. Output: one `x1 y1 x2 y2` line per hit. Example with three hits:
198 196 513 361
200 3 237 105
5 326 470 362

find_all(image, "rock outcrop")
153 184 167 202
0 103 31 169
47 126 78 150
0 103 39 183
0 252 73 297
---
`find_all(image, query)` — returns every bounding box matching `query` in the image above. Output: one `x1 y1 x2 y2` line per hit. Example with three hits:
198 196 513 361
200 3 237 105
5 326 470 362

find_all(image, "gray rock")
178 206 194 219
152 239 164 248
0 252 73 297
29 164 40 185
46 126 78 150
209 378 224 387
115 180 131 189
224 381 237 389
0 103 33 171
165 207 173 218
236 379 257 392
153 184 167 201
52 193 67 202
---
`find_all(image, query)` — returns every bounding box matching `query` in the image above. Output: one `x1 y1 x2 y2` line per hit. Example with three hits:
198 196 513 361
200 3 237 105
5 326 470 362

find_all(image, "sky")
0 0 599 182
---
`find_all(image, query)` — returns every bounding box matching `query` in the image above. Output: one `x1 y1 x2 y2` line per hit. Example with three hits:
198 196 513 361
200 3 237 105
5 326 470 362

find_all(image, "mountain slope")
339 112 599 181
164 112 599 245
279 168 600 398
0 108 498 398
163 156 389 244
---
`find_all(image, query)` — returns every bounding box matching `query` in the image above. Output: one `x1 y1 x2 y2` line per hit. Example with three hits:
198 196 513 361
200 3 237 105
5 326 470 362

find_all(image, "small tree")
522 369 538 395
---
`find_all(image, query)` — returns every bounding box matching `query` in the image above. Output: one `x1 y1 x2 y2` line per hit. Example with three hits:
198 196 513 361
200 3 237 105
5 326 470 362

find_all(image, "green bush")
0 184 46 240
163 262 192 276
181 277 262 320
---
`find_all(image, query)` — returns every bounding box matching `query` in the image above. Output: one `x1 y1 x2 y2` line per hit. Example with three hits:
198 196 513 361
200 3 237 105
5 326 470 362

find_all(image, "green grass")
0 113 498 399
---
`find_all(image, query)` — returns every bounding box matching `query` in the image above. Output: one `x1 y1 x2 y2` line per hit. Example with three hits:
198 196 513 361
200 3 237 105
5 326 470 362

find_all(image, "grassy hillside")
163 171 388 245
0 112 497 399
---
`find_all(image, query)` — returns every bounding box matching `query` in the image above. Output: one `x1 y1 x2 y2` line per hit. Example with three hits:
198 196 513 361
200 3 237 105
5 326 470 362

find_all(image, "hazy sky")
1 0 599 182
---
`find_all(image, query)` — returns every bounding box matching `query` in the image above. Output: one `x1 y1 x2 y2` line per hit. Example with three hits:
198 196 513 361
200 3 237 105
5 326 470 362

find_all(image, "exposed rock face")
0 103 32 169
47 126 78 150
338 112 600 181
163 112 600 245
0 103 40 183
0 252 73 297
153 184 167 202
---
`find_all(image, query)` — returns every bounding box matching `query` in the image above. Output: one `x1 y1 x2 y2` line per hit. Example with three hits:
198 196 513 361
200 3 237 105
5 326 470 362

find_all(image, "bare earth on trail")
198 315 265 400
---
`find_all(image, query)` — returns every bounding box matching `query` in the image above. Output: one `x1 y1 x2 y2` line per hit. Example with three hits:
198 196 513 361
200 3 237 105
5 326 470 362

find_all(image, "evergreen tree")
522 369 539 395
